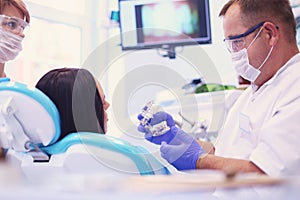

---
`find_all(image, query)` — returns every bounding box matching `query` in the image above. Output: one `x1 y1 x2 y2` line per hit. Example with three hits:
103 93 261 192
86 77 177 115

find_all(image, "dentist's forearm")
196 154 265 174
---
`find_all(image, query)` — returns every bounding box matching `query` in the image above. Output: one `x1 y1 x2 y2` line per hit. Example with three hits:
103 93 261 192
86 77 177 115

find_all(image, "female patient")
36 68 110 142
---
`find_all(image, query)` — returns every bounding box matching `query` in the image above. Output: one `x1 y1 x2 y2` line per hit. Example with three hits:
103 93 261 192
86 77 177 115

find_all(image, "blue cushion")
41 132 170 175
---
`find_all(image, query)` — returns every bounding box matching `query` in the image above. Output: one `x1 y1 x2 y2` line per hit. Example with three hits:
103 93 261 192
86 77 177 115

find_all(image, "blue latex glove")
160 126 205 170
137 111 176 145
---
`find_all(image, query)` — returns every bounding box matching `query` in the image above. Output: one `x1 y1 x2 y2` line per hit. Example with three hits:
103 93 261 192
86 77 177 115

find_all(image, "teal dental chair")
0 78 170 179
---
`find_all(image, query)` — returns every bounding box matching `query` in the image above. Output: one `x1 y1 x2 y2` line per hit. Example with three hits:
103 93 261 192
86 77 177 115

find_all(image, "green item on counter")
195 84 236 93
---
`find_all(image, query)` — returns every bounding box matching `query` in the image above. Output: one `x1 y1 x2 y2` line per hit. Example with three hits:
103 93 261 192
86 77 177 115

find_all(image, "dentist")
0 0 30 77
138 0 300 177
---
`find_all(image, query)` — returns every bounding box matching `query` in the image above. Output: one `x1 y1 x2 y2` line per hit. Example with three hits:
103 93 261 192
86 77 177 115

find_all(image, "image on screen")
135 0 201 44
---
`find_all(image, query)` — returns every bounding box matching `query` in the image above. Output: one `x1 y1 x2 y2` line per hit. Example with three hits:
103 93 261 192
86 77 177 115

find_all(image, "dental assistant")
138 0 300 177
0 0 30 77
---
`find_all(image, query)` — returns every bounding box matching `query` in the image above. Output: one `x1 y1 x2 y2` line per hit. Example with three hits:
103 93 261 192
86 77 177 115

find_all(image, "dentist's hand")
137 111 176 145
160 127 205 170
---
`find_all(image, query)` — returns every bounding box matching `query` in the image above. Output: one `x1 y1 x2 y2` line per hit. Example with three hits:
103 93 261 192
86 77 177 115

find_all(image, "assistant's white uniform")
215 53 300 177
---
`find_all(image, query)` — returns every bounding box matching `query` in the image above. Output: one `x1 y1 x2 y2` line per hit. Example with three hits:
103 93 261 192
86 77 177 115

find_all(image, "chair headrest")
0 78 61 151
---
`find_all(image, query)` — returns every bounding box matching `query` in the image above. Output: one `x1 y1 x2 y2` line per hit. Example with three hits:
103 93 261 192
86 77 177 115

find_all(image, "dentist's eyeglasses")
0 15 29 35
223 21 265 53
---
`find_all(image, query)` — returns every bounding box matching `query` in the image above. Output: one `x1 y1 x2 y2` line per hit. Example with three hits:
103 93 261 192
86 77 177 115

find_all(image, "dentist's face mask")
0 28 24 63
225 22 274 82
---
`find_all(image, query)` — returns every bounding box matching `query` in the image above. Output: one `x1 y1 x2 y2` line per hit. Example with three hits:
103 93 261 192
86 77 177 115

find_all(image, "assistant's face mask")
0 28 24 63
231 27 274 83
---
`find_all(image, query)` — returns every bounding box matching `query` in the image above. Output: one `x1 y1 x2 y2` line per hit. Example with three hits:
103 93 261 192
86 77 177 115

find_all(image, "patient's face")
96 81 110 133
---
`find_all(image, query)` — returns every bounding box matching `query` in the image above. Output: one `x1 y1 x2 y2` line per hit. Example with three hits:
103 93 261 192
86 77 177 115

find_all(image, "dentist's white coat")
215 53 300 177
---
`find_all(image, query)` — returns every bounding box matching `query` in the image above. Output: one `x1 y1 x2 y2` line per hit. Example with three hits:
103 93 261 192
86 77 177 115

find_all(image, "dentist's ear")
263 22 279 46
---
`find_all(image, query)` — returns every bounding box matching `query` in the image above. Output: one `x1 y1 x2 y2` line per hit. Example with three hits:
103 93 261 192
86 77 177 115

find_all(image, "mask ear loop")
258 45 274 70
245 24 274 71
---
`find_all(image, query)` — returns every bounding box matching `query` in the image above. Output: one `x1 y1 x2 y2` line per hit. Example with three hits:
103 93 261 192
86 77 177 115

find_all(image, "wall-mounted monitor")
119 0 212 52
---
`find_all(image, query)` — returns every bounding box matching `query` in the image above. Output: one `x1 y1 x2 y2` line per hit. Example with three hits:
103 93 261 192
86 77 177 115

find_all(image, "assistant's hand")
137 111 175 145
160 127 205 170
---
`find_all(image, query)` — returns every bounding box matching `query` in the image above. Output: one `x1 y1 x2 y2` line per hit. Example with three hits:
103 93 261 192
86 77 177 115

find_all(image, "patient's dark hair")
36 68 105 141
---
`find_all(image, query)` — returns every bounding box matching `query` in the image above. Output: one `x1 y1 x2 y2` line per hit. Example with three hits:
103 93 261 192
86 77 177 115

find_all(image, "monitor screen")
119 0 212 50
